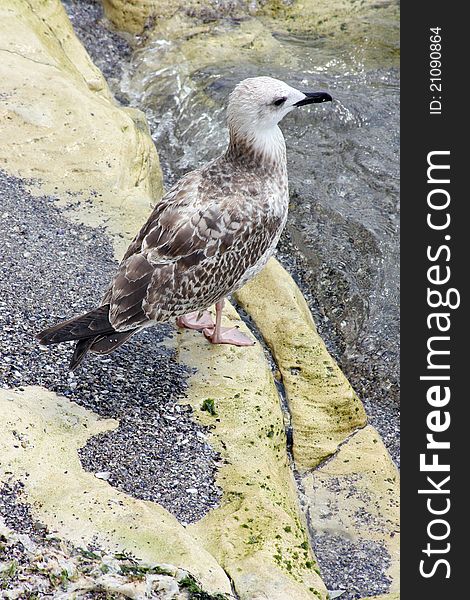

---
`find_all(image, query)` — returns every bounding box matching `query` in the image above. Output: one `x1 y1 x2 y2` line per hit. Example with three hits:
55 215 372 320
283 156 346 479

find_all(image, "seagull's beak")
294 92 333 107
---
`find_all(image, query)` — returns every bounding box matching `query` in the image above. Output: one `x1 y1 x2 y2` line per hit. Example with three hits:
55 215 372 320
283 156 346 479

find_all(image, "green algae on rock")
171 304 327 599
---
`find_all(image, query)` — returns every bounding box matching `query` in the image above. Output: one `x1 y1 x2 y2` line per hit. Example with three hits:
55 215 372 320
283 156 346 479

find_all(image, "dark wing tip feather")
69 330 137 371
69 338 95 371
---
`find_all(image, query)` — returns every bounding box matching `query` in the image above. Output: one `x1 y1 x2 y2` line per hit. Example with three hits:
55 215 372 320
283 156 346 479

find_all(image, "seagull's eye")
272 97 287 107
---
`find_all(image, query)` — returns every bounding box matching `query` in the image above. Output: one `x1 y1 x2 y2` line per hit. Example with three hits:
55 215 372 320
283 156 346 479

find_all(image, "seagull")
37 76 332 370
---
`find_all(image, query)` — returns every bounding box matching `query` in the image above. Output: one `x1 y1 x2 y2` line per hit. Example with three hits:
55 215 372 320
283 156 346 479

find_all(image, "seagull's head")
226 76 332 160
227 76 332 137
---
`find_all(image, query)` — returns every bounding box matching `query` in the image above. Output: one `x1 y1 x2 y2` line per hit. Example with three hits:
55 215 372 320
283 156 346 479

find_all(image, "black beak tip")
294 91 333 107
320 92 333 103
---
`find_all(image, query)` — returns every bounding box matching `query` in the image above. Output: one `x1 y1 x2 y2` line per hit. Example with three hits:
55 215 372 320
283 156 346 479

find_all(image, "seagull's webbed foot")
202 298 255 347
176 311 214 331
203 325 255 346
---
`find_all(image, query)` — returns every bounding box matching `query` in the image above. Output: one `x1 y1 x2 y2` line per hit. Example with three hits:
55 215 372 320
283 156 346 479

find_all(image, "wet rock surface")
0 171 221 524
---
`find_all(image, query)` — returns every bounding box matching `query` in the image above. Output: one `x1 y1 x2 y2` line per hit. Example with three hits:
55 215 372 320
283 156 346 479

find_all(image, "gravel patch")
303 473 397 599
0 171 221 524
0 482 45 540
311 535 391 599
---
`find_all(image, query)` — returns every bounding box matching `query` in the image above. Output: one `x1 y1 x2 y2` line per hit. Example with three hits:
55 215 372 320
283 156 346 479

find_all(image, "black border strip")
401 3 465 596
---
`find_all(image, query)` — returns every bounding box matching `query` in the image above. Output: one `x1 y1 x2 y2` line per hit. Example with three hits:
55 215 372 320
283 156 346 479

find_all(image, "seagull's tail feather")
37 305 139 371
36 305 114 345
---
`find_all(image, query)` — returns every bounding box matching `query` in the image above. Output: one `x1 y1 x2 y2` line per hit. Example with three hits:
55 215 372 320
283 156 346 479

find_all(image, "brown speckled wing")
106 167 284 331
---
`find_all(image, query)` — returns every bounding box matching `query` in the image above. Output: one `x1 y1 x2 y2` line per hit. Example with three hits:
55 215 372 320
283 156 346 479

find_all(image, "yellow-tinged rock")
102 0 211 35
0 0 163 259
102 0 399 44
261 0 400 49
145 12 296 72
303 425 400 594
102 0 156 33
0 386 232 594
171 304 327 599
235 258 367 470
2 0 109 94
104 0 398 72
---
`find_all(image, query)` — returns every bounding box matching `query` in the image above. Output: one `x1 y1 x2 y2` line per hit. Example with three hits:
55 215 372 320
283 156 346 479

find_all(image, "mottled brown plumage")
36 77 331 369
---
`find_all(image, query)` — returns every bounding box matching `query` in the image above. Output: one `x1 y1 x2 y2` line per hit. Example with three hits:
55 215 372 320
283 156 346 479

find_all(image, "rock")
102 0 262 34
152 574 180 595
173 305 327 600
235 259 367 469
302 426 400 595
101 0 399 45
261 0 399 46
93 573 150 597
0 514 189 599
174 568 189 582
102 0 156 33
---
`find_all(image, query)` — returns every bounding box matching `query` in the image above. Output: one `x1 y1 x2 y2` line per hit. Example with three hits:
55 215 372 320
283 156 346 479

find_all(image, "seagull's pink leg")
176 311 214 331
203 299 255 346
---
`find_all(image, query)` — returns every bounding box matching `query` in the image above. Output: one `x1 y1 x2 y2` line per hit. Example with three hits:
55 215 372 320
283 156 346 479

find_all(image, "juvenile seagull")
37 77 332 370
